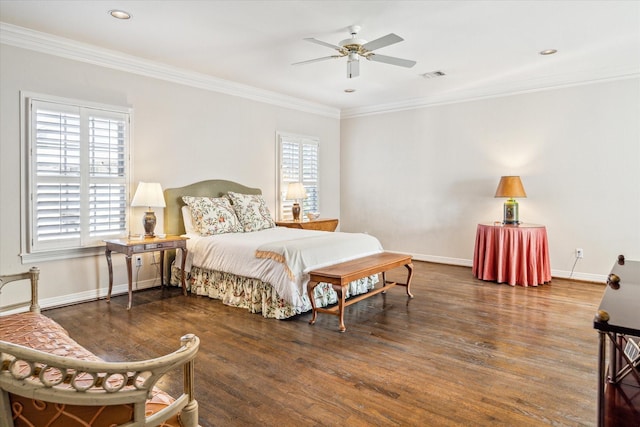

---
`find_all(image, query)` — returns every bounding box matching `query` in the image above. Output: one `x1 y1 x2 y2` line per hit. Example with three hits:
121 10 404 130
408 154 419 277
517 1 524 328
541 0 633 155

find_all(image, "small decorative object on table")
306 212 320 220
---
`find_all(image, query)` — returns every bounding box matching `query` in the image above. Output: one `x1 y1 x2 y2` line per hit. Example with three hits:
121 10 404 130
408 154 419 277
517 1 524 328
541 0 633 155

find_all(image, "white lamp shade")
285 182 307 200
131 182 166 208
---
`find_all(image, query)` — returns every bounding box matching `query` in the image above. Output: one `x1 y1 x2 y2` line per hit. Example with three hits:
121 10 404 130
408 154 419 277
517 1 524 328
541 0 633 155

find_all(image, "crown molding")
0 22 340 119
3 22 638 121
341 68 640 119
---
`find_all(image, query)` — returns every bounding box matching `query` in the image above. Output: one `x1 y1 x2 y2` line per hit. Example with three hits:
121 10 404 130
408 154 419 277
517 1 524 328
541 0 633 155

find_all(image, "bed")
164 179 383 319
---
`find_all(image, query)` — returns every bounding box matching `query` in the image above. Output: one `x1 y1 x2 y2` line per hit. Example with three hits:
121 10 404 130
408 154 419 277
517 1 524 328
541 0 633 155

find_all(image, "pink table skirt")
472 223 551 287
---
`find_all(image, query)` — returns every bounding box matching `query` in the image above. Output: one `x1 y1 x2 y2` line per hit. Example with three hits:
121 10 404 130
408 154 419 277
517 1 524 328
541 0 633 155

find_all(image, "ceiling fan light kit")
293 25 416 78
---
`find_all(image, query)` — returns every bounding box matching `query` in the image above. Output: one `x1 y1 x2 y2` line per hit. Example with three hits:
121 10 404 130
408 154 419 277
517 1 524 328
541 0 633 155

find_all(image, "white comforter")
179 227 383 308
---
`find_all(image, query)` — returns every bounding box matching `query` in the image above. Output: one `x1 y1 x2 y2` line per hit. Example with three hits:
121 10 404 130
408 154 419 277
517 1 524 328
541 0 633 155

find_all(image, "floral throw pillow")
227 192 275 232
182 196 243 236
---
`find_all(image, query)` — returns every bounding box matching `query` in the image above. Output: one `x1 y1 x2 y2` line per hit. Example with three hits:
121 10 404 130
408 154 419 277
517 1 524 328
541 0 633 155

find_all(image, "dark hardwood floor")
44 262 638 426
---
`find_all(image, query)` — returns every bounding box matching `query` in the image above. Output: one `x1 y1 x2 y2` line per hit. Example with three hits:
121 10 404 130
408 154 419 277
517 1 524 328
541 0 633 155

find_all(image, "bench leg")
307 280 318 325
405 262 415 298
334 285 347 333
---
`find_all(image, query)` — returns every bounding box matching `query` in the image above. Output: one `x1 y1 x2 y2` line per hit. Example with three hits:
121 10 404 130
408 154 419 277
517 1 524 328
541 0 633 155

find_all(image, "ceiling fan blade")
292 55 342 66
304 37 344 51
361 33 403 52
347 59 360 79
367 53 416 68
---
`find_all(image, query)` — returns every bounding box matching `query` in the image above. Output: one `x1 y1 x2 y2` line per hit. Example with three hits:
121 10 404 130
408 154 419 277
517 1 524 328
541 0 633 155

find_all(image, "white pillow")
182 196 243 236
181 206 196 234
227 192 275 232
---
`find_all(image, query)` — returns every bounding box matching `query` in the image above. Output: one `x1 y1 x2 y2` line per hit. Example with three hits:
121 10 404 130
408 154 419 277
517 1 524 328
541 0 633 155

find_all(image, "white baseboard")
39 278 160 311
410 253 473 268
550 269 606 283
402 251 606 284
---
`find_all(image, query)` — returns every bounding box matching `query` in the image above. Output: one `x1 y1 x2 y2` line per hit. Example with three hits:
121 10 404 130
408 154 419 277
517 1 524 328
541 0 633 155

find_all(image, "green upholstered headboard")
163 179 261 236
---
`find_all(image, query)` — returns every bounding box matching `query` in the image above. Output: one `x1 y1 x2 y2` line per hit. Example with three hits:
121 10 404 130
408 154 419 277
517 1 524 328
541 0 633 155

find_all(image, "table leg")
106 248 113 303
615 334 624 382
610 332 618 382
180 247 188 296
125 255 133 310
597 330 606 427
307 280 318 325
160 250 165 288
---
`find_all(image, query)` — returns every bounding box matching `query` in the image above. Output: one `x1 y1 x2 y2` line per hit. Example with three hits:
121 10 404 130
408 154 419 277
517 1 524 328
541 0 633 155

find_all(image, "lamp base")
503 198 519 225
142 211 157 237
292 203 301 222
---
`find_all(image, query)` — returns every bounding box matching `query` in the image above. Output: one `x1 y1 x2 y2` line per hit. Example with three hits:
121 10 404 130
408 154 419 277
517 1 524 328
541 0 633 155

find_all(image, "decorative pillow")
227 192 275 232
182 196 243 236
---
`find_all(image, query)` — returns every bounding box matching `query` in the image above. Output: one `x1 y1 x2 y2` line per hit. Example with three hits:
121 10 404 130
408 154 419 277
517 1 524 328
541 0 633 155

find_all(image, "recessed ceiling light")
109 9 131 20
344 89 356 93
539 49 558 56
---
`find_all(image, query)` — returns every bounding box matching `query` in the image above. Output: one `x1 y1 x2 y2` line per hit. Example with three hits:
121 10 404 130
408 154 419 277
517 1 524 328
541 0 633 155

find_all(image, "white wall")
340 78 640 281
0 44 340 307
2 43 638 311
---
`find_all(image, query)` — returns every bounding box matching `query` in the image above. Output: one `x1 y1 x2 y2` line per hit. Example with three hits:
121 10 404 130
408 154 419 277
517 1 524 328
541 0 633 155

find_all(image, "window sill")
21 245 105 263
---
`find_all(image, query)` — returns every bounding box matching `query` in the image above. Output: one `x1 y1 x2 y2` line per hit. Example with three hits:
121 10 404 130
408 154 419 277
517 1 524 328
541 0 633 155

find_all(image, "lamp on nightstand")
285 182 307 222
495 176 527 225
131 182 166 237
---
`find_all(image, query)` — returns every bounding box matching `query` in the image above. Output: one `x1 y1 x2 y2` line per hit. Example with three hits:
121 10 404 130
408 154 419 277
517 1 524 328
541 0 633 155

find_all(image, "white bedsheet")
178 227 383 308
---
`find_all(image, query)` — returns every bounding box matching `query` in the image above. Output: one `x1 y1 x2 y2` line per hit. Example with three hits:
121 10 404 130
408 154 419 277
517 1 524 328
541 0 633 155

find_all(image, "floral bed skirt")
171 265 378 319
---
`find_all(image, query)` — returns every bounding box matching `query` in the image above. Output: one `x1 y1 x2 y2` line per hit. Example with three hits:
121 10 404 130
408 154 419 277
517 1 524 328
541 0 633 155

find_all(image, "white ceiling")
1 0 639 116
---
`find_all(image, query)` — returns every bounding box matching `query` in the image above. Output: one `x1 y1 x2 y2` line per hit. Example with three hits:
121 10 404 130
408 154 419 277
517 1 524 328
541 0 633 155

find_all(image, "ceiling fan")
293 25 416 78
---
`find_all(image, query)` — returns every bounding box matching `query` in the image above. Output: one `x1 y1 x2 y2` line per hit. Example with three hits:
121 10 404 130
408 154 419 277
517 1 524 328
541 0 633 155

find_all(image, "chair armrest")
0 334 199 426
0 267 40 314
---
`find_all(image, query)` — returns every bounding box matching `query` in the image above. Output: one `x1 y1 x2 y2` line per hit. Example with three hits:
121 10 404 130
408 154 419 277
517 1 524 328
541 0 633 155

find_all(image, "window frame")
276 132 320 221
20 92 133 263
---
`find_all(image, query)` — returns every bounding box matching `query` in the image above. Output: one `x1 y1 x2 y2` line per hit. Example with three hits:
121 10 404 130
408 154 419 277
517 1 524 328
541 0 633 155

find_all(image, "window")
23 93 131 259
277 133 319 220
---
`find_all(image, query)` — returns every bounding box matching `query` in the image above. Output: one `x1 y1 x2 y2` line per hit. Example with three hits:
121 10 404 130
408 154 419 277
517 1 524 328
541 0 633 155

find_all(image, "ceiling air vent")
421 70 446 79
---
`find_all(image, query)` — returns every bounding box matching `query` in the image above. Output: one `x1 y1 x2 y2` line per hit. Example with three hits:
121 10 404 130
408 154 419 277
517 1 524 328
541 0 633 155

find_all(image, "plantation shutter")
277 133 319 220
88 115 127 237
301 143 319 214
29 99 129 252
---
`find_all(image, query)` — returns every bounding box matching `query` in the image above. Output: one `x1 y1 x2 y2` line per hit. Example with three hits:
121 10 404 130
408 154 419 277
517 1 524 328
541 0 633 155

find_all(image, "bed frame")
162 179 380 320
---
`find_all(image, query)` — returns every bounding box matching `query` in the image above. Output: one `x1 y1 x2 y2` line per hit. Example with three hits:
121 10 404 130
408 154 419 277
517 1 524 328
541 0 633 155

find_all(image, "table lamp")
494 176 527 225
131 182 166 237
285 182 307 221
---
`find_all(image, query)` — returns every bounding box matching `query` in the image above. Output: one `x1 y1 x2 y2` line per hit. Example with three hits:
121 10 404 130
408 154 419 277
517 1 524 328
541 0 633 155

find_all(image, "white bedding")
179 227 383 308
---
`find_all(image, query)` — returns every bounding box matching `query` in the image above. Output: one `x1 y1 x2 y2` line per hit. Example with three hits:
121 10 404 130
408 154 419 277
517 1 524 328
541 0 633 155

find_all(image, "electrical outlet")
575 248 584 259
135 255 143 267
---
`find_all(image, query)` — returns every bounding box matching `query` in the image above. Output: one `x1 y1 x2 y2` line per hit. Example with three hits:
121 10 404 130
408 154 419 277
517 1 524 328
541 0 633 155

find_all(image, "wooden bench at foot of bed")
307 252 414 332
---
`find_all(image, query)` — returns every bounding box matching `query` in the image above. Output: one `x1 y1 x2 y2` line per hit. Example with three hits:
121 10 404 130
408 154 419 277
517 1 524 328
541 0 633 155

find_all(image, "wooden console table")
472 223 551 287
104 235 188 309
